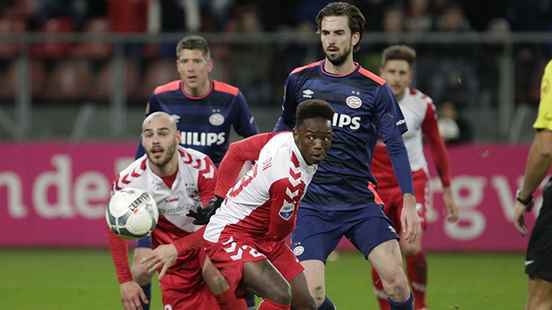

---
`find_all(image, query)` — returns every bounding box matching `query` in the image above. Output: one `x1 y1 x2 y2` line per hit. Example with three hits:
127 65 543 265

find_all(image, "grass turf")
2 248 526 309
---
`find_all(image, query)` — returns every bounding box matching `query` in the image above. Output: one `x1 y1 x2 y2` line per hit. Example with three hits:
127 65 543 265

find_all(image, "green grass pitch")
2 248 526 309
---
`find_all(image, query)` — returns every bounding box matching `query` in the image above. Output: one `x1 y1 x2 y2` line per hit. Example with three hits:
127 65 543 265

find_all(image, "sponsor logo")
278 201 295 220
332 113 361 130
346 95 362 109
209 113 225 126
293 245 305 256
180 132 226 146
302 89 314 98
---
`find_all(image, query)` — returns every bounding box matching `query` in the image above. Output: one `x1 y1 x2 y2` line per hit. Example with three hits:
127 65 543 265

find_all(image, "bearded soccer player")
133 35 258 310
371 45 460 310
108 112 245 310
274 3 420 310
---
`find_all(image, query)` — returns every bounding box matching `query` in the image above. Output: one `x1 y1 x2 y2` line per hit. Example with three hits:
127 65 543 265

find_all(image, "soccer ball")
106 187 159 239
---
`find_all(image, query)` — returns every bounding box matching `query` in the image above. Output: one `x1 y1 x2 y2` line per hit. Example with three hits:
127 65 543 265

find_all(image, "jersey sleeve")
375 85 413 194
232 91 259 137
107 227 133 284
421 101 451 187
534 60 552 131
274 74 299 131
266 178 298 241
215 132 277 197
197 155 217 207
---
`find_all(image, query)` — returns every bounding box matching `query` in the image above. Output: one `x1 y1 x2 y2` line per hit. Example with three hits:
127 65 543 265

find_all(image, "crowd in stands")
0 0 551 130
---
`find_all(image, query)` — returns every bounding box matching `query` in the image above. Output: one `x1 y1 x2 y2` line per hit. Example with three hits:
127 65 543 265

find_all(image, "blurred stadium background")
1 0 551 308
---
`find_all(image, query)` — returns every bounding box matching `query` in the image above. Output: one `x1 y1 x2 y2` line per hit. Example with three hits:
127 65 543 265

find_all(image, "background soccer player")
108 112 232 310
513 59 552 310
274 3 420 309
132 35 258 309
372 45 459 310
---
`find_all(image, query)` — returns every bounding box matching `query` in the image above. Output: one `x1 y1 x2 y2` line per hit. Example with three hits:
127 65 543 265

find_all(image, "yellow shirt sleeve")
534 60 552 130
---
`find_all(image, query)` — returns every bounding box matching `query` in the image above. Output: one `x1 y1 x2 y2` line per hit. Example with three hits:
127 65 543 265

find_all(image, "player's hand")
120 281 148 310
141 244 178 279
400 193 421 243
442 187 459 223
187 196 224 225
513 200 529 236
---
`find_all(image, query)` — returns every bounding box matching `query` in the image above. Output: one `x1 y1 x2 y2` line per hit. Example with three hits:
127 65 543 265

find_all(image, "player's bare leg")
202 256 247 310
289 272 316 310
299 260 326 307
400 229 426 310
369 239 413 308
526 278 552 310
243 259 291 309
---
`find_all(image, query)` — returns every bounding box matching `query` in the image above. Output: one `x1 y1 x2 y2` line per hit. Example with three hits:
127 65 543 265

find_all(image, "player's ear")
352 32 360 48
207 58 214 73
175 130 182 144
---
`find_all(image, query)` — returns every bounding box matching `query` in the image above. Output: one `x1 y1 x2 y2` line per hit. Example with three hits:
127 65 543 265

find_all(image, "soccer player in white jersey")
371 45 460 310
108 112 245 310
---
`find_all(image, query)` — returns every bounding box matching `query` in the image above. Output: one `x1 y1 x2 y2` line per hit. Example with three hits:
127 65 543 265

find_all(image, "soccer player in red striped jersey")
371 45 460 310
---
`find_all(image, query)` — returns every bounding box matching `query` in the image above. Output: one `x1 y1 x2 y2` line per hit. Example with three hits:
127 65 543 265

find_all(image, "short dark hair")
381 45 416 67
296 99 335 127
315 2 366 52
176 35 210 58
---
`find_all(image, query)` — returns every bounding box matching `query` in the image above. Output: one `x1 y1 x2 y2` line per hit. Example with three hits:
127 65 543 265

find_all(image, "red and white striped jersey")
204 132 318 243
373 88 451 188
108 146 216 283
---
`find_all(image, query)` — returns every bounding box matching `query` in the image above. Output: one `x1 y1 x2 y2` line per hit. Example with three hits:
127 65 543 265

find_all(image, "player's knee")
381 269 410 301
400 241 421 256
310 285 326 307
294 291 316 310
131 262 153 286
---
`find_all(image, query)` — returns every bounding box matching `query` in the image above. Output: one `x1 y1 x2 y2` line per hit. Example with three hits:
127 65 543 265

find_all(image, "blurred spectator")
72 18 111 59
31 17 74 58
405 0 433 32
43 60 93 100
91 60 140 102
437 100 473 145
436 3 472 32
0 15 27 58
141 59 178 98
226 4 272 105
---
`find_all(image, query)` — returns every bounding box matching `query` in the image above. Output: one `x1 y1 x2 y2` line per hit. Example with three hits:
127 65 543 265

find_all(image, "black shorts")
526 178 552 282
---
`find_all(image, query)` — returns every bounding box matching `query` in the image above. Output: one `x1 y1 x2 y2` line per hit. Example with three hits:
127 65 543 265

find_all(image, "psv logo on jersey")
279 200 295 220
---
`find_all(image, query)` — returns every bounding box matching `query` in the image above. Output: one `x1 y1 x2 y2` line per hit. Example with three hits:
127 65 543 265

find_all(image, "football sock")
141 283 151 310
406 252 427 310
388 293 413 310
318 297 336 310
371 268 391 310
258 299 291 310
215 289 247 310
245 291 256 309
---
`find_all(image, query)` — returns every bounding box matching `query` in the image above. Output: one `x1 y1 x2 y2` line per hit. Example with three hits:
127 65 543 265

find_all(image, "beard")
325 45 352 66
147 142 177 168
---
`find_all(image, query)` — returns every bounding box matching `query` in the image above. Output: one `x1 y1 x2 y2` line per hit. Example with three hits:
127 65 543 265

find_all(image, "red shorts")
378 169 430 231
153 231 219 310
205 233 304 296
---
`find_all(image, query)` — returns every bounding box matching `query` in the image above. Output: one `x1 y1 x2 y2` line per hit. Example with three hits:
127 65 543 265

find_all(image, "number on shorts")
164 305 173 310
222 237 264 261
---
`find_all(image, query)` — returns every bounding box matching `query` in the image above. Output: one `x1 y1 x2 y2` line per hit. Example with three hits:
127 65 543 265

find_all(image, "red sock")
406 252 427 310
258 299 290 310
372 267 391 310
215 289 247 310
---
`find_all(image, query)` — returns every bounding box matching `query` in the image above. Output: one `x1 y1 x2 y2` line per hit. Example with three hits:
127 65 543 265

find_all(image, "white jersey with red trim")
204 132 317 243
114 146 216 234
398 87 434 171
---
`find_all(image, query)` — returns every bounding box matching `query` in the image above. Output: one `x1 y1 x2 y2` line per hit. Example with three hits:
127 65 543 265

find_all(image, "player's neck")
182 80 211 98
323 56 355 75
